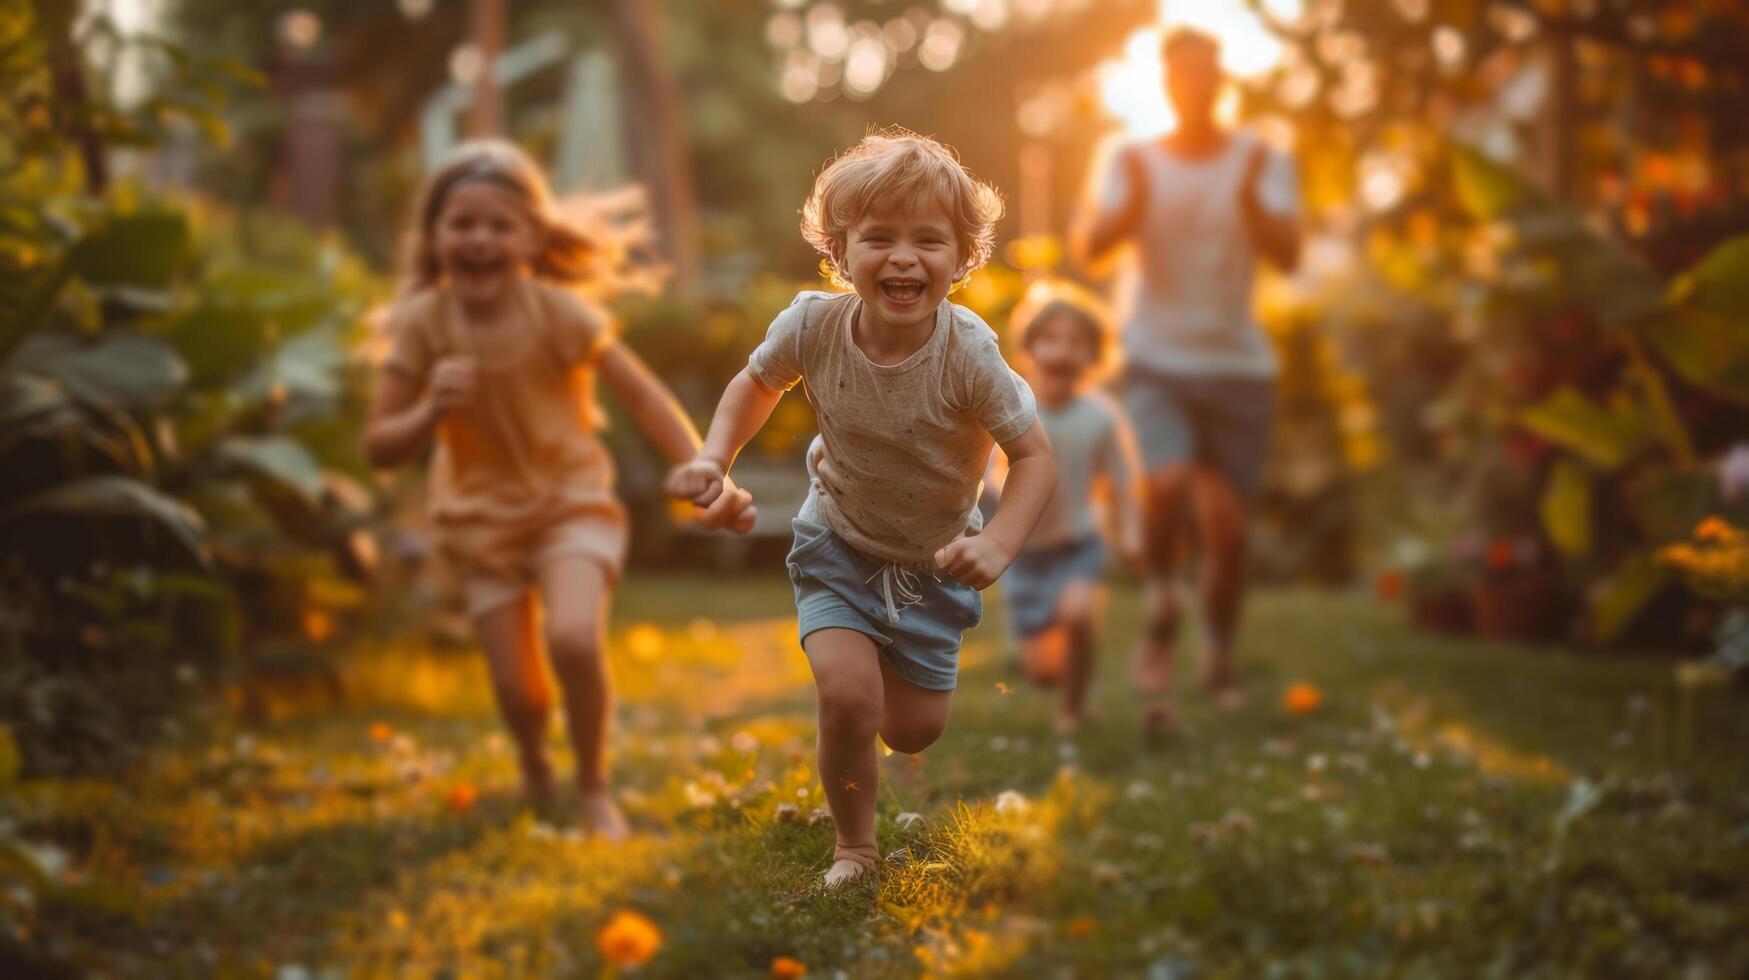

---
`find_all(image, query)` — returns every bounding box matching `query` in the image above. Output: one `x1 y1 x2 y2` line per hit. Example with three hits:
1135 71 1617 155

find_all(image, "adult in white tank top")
1072 26 1302 733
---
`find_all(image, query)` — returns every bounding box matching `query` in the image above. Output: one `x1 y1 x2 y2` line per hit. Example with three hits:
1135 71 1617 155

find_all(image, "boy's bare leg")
474 594 556 808
1056 581 1104 733
1020 627 1067 687
805 628 886 886
540 556 624 837
876 654 952 756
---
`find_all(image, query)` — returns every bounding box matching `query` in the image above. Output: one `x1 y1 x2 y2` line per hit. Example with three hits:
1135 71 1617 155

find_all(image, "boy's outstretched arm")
936 421 1055 590
599 342 756 533
664 367 784 522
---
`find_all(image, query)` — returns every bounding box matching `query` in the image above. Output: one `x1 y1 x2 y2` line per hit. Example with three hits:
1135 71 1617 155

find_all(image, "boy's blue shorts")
786 517 981 692
1001 536 1109 638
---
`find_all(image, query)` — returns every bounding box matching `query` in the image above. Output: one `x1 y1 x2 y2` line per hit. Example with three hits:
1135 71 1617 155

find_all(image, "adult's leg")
1136 463 1195 732
1190 468 1249 697
472 593 555 805
804 628 886 885
538 555 622 835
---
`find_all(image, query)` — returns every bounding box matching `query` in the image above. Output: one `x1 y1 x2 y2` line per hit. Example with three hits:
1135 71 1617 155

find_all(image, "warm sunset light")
1098 0 1302 138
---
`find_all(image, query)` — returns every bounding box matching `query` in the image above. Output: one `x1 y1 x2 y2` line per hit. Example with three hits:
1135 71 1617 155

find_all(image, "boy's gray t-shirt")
1025 392 1135 551
748 290 1037 566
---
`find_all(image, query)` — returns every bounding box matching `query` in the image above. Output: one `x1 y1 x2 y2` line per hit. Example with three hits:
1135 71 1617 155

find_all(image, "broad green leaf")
11 331 188 410
1643 306 1749 406
1452 144 1529 221
1669 234 1749 317
1540 459 1592 558
1589 552 1668 645
68 209 190 289
1518 387 1651 470
0 474 207 561
216 434 325 503
1627 466 1749 545
235 327 345 411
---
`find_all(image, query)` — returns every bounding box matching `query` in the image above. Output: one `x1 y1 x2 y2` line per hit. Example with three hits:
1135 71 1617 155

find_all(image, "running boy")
992 280 1143 733
666 130 1056 887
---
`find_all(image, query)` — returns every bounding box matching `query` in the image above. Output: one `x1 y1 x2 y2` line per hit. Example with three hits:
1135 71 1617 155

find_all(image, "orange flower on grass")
597 909 663 968
1067 916 1097 939
770 955 808 978
1374 569 1404 601
445 782 477 813
1485 538 1517 572
1284 683 1323 715
368 722 393 744
1695 516 1736 543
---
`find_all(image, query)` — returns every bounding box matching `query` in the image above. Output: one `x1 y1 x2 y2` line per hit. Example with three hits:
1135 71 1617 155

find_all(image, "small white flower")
994 790 1028 814
1125 780 1156 801
894 811 925 830
774 803 800 822
730 731 759 753
808 807 833 827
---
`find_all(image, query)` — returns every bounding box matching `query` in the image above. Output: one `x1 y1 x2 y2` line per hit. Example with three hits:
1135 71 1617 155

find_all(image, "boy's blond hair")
1009 277 1121 383
801 128 1005 288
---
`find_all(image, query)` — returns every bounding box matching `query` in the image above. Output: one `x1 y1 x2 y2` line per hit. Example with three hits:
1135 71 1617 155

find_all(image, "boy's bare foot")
1140 701 1177 740
822 842 879 889
1131 643 1171 691
1209 683 1245 711
579 789 629 841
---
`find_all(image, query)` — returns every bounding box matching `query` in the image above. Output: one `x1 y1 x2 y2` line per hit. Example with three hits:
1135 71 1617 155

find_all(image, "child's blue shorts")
786 517 981 692
1001 536 1109 638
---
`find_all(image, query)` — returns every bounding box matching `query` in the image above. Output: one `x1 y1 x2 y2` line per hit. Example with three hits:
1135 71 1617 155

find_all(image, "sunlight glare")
1098 0 1302 139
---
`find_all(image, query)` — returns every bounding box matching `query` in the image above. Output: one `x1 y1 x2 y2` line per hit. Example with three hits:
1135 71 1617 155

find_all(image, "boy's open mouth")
879 278 925 303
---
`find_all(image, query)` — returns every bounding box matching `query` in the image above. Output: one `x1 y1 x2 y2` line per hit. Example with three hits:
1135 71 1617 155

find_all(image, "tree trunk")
42 2 106 194
610 0 700 292
465 0 505 138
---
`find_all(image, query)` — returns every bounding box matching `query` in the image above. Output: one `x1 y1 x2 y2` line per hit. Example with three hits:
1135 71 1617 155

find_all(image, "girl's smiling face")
433 180 543 307
835 201 962 335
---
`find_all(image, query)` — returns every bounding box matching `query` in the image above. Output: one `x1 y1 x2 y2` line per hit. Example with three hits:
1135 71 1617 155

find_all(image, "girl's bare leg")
474 594 556 806
538 555 624 837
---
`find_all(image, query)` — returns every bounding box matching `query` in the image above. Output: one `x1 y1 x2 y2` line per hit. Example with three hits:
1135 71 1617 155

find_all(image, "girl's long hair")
402 139 653 296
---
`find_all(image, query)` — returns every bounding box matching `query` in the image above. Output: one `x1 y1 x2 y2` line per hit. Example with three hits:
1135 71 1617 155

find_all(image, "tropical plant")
0 0 384 775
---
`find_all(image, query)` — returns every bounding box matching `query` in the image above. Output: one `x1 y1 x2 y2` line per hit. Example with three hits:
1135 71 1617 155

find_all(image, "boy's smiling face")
835 201 962 335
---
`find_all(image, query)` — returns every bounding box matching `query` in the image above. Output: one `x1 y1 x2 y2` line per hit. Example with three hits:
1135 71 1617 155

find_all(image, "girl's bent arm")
597 340 703 465
363 370 440 469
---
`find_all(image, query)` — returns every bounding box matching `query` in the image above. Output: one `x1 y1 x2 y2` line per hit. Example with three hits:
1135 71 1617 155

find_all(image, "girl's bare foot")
822 842 879 889
521 757 557 811
579 789 629 841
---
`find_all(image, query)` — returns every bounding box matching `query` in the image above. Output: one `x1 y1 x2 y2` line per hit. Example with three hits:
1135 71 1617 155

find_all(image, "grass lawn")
11 574 1749 977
